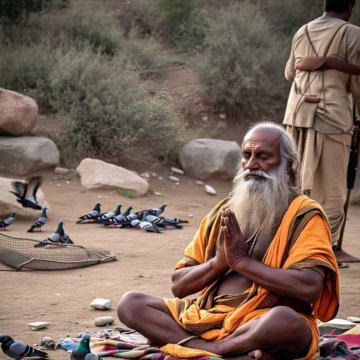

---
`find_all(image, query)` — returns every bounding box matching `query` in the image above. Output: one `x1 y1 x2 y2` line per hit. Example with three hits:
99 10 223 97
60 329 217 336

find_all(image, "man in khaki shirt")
284 0 360 246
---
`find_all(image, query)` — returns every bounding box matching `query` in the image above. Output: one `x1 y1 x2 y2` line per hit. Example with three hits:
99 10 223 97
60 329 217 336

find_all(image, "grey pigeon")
0 334 48 360
71 334 98 360
77 203 101 224
145 214 184 229
95 204 122 222
136 211 161 233
27 207 48 232
0 212 16 231
10 176 43 210
34 220 73 247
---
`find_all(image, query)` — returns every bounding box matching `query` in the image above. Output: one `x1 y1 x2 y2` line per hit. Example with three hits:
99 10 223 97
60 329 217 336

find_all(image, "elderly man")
118 123 339 360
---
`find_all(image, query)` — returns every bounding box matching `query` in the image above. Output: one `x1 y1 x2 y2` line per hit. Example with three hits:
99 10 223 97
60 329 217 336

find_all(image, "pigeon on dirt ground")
76 203 101 224
27 207 48 232
0 212 16 231
10 176 43 210
70 334 99 360
95 204 122 223
34 220 73 247
0 334 48 360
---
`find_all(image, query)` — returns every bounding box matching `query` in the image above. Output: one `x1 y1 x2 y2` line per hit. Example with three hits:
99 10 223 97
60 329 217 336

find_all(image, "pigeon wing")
85 353 99 360
11 181 27 199
9 341 29 357
25 177 43 203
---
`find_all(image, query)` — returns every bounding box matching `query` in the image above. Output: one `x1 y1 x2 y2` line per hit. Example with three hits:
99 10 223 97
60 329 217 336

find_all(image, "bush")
200 2 286 114
50 46 186 166
157 0 209 51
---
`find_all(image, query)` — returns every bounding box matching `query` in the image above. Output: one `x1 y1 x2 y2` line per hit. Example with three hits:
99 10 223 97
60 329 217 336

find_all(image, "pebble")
152 172 158 178
53 177 59 180
54 167 70 175
66 181 70 184
205 185 217 195
0 317 6 320
171 167 184 175
55 294 60 296
90 298 112 310
154 192 162 196
94 316 114 327
28 321 51 330
196 180 204 186
141 172 150 179
219 113 227 119
158 177 163 181
202 115 208 122
98 195 102 198
169 176 180 182
175 183 180 186
189 214 193 218
57 184 61 187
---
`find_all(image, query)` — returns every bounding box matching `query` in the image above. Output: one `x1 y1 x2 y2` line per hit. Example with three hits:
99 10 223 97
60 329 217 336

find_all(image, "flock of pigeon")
0 333 98 360
76 202 189 233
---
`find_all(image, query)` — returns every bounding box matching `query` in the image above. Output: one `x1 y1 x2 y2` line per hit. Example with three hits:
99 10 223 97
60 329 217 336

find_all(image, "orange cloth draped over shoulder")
160 195 339 360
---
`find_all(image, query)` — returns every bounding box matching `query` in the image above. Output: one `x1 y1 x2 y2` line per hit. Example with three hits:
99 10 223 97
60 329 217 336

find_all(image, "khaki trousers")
287 127 351 245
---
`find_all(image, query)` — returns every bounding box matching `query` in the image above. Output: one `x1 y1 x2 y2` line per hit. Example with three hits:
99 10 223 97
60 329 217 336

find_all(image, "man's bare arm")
222 209 323 304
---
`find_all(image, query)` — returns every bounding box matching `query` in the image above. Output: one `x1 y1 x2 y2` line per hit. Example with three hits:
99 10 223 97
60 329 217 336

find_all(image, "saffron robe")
161 195 339 360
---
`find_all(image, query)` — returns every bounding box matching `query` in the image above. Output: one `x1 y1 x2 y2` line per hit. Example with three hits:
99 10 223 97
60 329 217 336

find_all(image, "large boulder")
0 177 49 219
179 139 241 180
76 158 149 195
0 137 60 175
0 88 38 136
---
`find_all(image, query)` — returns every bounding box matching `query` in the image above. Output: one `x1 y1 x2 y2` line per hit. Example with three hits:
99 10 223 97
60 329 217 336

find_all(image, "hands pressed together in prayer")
215 208 249 271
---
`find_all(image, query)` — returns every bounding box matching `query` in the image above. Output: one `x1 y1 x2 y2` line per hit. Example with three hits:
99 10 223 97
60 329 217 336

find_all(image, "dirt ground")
1 168 360 359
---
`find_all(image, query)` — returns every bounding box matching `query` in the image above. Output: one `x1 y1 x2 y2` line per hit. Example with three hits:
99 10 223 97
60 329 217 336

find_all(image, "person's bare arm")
222 209 323 305
171 217 229 298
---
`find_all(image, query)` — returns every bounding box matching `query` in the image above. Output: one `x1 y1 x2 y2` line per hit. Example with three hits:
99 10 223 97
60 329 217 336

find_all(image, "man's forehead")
242 128 281 149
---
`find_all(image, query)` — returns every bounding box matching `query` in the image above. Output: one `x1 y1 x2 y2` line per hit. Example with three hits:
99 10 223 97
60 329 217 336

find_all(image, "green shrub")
50 46 186 166
200 1 286 114
157 0 209 51
116 188 137 199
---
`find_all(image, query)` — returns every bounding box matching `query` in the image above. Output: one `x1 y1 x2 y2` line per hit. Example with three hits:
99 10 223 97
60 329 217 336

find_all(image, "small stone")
151 172 158 178
49 182 52 185
75 321 79 324
219 113 227 119
66 181 70 184
138 274 144 277
53 177 59 180
55 167 70 175
196 180 204 186
90 298 112 310
0 317 6 320
171 167 184 175
41 313 44 315
94 316 114 327
158 176 163 181
28 321 51 330
141 172 150 179
175 182 180 186
98 195 102 198
55 294 60 296
57 184 61 187
182 93 189 99
169 176 180 182
205 185 217 195
189 214 193 218
202 115 208 122
154 192 162 196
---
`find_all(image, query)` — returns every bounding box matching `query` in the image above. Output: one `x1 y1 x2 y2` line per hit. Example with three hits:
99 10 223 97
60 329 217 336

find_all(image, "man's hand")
213 214 229 271
222 208 249 269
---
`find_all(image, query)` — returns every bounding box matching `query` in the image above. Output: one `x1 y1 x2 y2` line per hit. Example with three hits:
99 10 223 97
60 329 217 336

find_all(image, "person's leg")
311 135 350 245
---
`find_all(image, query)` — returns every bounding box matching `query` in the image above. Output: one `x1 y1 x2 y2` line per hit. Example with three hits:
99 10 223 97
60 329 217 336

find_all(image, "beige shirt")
285 17 360 134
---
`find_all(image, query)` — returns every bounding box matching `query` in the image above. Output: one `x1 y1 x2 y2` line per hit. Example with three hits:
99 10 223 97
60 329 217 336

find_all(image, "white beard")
227 161 298 247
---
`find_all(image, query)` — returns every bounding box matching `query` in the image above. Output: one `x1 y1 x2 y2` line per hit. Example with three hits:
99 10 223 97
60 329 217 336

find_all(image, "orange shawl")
161 195 339 359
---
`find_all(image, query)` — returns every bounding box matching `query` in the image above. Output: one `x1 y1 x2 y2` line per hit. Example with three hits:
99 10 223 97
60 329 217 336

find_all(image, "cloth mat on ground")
58 326 360 360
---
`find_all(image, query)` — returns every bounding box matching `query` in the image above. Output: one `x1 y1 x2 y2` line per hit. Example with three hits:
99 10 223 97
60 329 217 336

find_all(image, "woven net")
0 233 116 271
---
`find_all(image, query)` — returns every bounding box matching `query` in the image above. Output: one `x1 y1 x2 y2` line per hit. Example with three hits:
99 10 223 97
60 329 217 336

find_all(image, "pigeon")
99 206 134 226
0 212 16 231
34 221 73 247
134 204 167 219
135 211 161 233
70 334 98 360
10 176 43 210
77 203 101 224
27 207 48 232
95 204 122 222
145 214 185 229
151 204 167 216
0 334 48 360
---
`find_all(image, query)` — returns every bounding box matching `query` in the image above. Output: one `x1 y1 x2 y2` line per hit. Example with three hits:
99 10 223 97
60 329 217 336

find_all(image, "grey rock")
171 167 185 175
77 159 149 196
0 136 60 175
169 176 180 182
0 88 38 136
54 167 69 175
205 185 217 195
179 139 241 180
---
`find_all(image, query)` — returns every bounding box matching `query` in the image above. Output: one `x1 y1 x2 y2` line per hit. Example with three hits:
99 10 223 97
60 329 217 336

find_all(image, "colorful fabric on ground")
59 328 225 360
161 195 339 360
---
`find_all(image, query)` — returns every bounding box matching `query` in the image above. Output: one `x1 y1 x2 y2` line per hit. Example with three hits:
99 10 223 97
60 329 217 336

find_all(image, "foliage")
200 1 287 114
157 0 209 51
49 46 185 166
116 188 137 199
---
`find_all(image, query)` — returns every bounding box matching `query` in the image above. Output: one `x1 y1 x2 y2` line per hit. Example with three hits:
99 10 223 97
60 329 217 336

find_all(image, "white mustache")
236 169 273 181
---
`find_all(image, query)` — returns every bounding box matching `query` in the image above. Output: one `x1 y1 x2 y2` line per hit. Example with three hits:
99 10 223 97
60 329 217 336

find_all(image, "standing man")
284 0 360 247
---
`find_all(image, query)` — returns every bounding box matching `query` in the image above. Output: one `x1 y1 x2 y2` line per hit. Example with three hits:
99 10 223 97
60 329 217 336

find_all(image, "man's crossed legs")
117 292 312 360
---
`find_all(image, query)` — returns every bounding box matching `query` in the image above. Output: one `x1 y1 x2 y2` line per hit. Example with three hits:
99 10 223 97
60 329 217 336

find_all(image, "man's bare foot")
248 350 276 360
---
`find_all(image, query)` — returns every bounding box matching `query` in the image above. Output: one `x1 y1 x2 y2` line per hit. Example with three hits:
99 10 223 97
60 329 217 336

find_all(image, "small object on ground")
189 214 193 218
28 322 51 330
90 298 112 310
94 316 114 327
347 317 360 323
205 185 217 195
151 204 167 216
40 336 60 350
27 207 47 232
171 167 184 175
337 263 350 268
196 180 204 186
10 176 43 210
158 177 163 181
154 192 162 196
0 212 15 231
0 334 48 359
34 221 73 248
140 172 150 179
151 172 158 178
99 206 134 226
219 113 227 119
54 167 69 175
95 204 122 223
70 334 98 360
76 202 101 224
169 176 180 182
